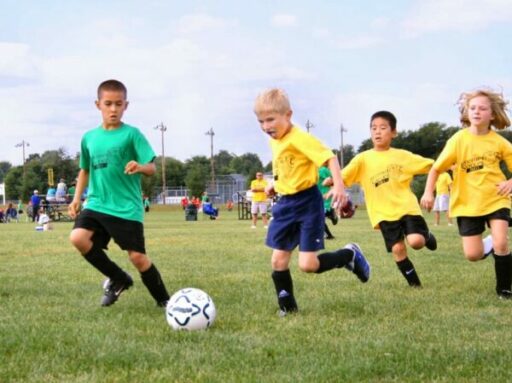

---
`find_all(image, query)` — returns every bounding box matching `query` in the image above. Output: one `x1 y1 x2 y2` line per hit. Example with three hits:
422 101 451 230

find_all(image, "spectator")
30 190 41 222
56 178 67 202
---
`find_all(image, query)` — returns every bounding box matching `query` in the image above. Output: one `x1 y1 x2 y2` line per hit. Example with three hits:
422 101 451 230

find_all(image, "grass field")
1 206 512 382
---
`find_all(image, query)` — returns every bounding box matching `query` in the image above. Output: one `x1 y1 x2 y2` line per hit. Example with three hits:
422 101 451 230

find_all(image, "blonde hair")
254 88 291 115
458 88 510 130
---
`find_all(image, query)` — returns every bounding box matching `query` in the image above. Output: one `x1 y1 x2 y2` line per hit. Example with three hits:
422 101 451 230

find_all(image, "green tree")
0 161 12 183
185 156 210 197
230 153 263 184
214 150 235 175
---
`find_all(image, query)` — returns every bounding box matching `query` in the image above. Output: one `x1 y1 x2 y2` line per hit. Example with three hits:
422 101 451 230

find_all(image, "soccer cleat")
425 232 437 251
278 306 298 317
101 273 134 307
157 299 169 308
328 210 338 226
251 225 256 229
344 243 371 283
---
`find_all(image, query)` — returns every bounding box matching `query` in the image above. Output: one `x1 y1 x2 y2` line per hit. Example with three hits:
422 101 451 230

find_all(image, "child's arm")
420 167 440 212
125 161 156 176
68 169 89 219
324 156 347 211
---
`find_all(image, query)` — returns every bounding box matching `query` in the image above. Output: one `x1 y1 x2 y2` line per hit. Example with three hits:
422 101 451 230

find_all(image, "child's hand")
68 200 81 219
125 161 140 175
497 179 512 196
265 184 275 197
327 184 348 213
420 192 434 212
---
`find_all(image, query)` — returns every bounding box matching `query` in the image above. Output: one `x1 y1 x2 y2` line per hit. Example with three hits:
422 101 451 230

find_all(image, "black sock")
493 253 512 295
396 258 421 287
324 223 334 238
140 263 170 304
316 248 353 273
84 246 126 280
271 270 298 312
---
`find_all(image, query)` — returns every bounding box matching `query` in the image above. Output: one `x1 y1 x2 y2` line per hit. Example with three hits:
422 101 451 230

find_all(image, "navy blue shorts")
266 186 325 252
73 209 146 253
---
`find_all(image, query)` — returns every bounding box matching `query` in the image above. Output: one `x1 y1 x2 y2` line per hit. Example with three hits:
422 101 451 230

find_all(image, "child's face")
370 117 396 151
256 110 292 139
95 90 129 129
468 95 494 129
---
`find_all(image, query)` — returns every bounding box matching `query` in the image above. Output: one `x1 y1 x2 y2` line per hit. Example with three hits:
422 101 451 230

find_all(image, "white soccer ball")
165 288 216 331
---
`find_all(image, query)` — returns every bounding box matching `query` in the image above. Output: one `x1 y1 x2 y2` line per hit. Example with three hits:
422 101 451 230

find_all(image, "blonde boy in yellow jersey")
422 88 512 299
250 172 269 228
342 111 437 288
433 171 453 226
254 88 370 316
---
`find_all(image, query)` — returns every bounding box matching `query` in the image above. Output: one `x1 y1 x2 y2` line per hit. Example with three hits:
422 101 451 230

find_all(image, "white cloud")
177 13 236 34
0 42 39 79
402 0 512 37
271 14 298 27
333 35 384 49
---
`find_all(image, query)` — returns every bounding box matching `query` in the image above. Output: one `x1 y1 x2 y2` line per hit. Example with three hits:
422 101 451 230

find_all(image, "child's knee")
129 251 150 270
298 259 318 273
406 234 424 250
69 230 91 253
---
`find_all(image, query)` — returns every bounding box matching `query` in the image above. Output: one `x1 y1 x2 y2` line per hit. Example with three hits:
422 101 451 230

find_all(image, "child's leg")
434 211 440 225
70 228 127 281
324 222 335 239
271 250 297 313
129 251 170 305
489 219 512 297
392 241 421 287
461 235 486 261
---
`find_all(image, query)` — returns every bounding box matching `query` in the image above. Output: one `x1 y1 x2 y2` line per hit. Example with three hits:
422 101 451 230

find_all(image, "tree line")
3 121 512 202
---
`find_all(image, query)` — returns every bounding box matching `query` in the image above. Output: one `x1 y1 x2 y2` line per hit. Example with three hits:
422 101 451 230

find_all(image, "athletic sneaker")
498 290 512 300
425 232 437 251
101 273 134 307
344 243 371 283
278 306 298 317
482 234 493 258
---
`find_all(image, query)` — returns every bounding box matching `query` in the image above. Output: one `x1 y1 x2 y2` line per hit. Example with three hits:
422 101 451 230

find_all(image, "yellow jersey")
435 172 452 196
250 178 268 202
270 125 334 195
342 148 433 228
433 128 512 217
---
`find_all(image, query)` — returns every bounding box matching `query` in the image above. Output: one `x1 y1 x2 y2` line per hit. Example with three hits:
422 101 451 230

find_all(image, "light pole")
339 124 347 168
154 122 167 204
305 119 314 133
205 127 215 186
15 140 30 179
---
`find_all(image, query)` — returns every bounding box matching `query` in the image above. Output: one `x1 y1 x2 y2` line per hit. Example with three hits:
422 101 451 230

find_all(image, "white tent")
0 183 5 205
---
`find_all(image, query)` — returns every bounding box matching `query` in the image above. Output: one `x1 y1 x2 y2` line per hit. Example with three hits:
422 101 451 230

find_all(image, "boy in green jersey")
69 79 170 307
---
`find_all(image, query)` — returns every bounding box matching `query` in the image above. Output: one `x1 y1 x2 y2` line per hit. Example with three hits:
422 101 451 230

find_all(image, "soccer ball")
165 288 216 331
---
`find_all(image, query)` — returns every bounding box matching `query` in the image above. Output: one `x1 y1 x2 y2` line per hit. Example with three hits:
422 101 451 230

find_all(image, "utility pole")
154 122 167 204
339 124 347 168
15 140 30 179
205 127 215 186
305 119 314 133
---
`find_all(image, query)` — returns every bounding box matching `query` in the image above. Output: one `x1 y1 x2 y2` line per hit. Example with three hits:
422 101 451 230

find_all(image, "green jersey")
80 123 155 222
317 166 332 211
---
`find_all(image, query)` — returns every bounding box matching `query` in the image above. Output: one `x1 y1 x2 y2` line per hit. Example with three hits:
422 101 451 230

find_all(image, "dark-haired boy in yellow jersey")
254 88 370 316
342 111 437 287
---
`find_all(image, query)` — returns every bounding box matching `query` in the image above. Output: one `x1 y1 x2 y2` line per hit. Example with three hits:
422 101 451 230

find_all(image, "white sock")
483 234 493 256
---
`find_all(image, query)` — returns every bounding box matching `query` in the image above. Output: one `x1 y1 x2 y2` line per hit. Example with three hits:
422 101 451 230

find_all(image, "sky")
1 0 511 167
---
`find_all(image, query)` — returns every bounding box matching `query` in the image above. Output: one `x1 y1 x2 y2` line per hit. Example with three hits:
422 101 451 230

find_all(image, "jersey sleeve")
433 135 457 173
405 151 434 175
500 136 512 172
341 154 361 187
295 133 334 167
79 135 90 170
133 129 156 164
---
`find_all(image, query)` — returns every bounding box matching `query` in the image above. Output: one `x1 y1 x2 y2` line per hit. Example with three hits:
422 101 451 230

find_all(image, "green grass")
1 207 512 382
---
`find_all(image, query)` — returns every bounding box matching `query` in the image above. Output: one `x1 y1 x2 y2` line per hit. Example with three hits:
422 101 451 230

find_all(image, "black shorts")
379 215 429 252
456 208 510 236
73 209 146 253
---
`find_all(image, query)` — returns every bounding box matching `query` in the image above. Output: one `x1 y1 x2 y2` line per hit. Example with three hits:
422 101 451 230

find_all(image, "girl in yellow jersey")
343 111 437 288
421 88 512 299
254 88 371 316
433 171 453 226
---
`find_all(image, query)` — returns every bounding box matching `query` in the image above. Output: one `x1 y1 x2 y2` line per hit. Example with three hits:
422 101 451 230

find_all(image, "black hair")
370 110 397 131
97 79 127 99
